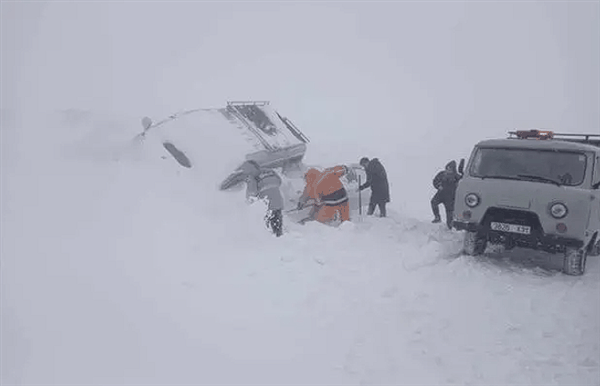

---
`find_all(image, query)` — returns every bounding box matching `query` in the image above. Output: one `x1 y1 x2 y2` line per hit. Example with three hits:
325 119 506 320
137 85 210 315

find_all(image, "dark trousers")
367 201 387 217
431 190 454 228
265 209 283 237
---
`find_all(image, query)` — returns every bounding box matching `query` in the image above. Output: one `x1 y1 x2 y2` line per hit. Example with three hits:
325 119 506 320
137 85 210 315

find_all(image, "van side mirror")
458 158 465 175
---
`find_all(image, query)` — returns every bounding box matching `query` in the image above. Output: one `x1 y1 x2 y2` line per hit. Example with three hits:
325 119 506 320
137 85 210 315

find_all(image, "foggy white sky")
2 1 599 159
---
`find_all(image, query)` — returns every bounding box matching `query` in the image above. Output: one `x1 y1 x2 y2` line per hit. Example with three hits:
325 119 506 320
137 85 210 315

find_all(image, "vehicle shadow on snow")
468 244 598 277
283 209 596 278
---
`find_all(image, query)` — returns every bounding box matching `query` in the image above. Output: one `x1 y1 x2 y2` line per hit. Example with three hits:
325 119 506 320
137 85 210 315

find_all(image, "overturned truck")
138 101 370 219
138 101 308 172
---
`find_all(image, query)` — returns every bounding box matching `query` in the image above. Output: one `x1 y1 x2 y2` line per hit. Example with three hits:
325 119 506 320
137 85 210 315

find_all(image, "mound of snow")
2 110 599 386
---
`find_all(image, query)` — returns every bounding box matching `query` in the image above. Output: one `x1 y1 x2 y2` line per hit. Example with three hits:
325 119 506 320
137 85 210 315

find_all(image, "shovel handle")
358 175 362 215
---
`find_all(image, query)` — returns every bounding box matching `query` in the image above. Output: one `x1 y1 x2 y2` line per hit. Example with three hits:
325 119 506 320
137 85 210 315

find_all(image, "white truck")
453 130 600 275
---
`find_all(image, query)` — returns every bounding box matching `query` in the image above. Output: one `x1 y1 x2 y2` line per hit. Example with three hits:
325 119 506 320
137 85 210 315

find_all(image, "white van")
453 130 600 275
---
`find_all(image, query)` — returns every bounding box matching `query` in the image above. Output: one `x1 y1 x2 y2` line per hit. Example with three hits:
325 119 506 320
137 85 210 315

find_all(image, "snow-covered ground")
2 110 598 385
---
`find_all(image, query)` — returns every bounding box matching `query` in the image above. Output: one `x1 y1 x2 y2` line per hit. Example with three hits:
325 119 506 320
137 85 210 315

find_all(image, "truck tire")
463 231 487 256
563 247 587 276
588 239 600 257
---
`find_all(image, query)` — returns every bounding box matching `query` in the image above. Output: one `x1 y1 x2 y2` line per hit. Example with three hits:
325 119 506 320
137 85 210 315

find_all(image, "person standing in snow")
358 157 390 217
431 160 463 229
240 160 284 237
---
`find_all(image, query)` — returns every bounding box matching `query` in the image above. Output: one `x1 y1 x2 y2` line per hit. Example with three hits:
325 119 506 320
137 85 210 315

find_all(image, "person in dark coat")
431 160 463 229
358 157 390 217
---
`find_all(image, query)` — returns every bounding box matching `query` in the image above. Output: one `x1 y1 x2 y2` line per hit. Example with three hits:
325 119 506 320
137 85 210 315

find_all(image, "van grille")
482 207 542 228
481 207 545 248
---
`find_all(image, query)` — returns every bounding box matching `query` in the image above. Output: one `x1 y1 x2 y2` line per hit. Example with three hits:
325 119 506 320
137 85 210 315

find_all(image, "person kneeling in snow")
240 160 284 237
297 165 350 226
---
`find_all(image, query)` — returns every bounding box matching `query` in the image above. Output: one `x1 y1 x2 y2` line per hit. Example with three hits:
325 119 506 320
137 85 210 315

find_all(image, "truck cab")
453 130 600 275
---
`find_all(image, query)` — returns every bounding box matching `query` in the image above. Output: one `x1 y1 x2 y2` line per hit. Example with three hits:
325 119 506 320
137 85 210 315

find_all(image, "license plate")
490 221 531 235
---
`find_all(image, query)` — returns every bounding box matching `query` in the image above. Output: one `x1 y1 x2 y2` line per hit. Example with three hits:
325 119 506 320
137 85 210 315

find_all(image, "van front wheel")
463 231 487 256
563 247 587 276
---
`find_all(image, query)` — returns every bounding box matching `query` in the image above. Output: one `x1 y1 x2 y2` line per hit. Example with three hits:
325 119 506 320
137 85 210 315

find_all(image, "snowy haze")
2 1 599 385
3 1 599 217
4 2 599 135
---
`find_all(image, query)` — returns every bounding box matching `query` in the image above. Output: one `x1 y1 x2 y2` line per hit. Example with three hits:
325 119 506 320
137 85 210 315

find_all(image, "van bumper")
453 220 585 251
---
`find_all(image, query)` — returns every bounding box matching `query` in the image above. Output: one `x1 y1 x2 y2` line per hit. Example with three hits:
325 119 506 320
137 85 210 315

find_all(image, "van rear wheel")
563 247 587 276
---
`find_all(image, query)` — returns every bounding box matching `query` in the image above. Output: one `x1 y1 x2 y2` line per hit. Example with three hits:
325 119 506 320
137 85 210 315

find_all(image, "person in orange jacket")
297 165 350 225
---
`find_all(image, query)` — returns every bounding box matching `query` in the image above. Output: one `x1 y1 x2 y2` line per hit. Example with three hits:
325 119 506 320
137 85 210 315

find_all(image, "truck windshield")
470 147 587 186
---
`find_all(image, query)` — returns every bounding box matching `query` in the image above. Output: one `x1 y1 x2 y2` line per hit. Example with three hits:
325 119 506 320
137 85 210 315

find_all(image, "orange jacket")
300 165 347 206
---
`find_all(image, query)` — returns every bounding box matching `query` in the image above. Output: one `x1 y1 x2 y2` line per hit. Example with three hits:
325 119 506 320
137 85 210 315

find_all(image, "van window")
470 147 587 186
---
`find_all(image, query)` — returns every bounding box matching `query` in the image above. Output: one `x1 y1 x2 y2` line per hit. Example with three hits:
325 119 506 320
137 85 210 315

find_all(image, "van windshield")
470 147 587 186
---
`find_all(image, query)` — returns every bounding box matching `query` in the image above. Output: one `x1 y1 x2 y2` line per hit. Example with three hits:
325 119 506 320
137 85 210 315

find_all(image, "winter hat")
445 160 457 172
359 157 369 167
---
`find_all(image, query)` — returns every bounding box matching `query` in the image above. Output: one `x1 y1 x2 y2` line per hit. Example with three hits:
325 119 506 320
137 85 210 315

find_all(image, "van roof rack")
508 129 554 140
553 133 600 147
508 129 600 147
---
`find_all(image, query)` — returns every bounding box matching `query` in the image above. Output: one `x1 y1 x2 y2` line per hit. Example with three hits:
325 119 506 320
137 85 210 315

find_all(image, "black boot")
270 209 283 237
431 196 442 223
445 208 454 230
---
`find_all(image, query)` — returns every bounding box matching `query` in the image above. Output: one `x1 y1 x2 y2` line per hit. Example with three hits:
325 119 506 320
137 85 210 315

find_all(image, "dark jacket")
433 160 462 199
359 158 390 203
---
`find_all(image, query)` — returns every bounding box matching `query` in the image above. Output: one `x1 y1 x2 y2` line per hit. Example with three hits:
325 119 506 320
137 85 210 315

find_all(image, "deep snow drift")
1 110 599 385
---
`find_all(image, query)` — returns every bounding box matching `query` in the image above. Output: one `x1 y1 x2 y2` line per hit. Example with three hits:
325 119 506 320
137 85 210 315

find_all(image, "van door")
593 153 600 230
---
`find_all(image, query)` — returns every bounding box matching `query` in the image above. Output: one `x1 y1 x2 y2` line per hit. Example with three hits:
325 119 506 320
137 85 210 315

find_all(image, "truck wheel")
589 240 600 257
463 231 487 256
563 247 588 276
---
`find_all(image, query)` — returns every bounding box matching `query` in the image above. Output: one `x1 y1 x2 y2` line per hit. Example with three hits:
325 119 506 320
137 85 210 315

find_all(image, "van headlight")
465 193 480 208
549 202 568 219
